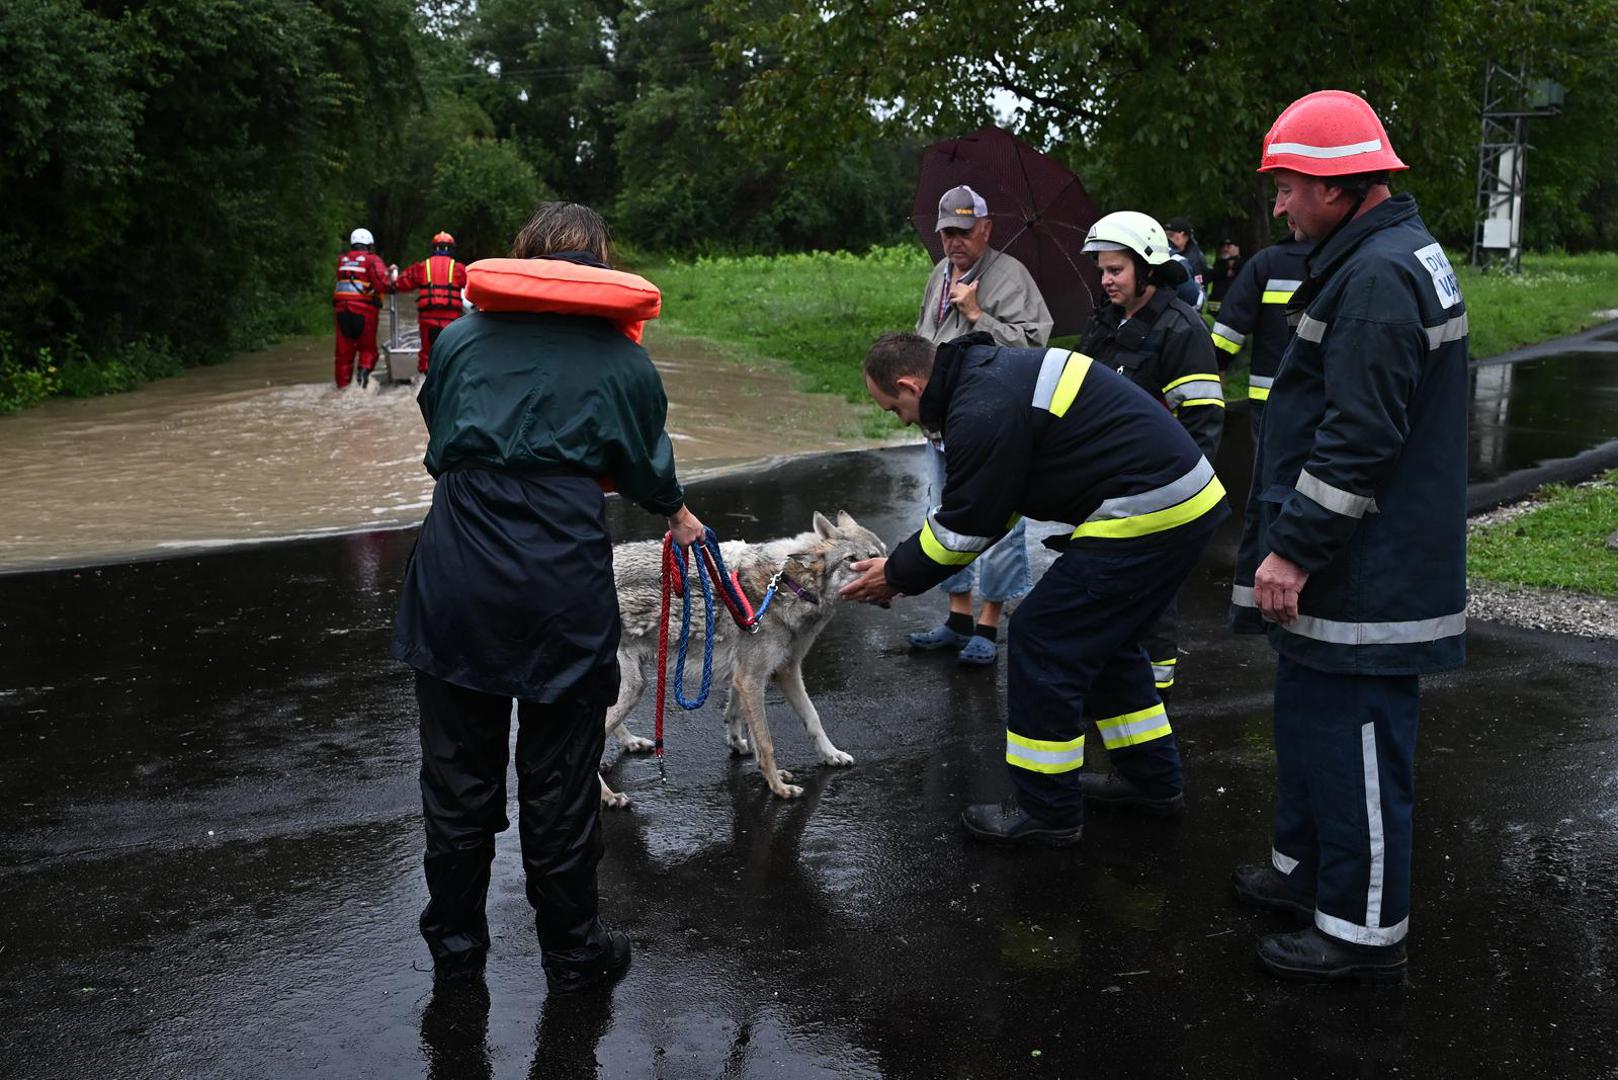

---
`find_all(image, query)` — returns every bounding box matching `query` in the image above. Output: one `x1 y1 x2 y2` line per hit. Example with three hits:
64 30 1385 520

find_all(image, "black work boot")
1256 926 1407 984
1075 772 1185 816
961 798 1082 847
1231 864 1315 920
544 929 632 995
356 365 371 389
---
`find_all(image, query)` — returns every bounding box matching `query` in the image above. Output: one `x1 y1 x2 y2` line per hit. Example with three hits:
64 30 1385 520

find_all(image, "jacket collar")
1305 192 1419 282
919 331 993 435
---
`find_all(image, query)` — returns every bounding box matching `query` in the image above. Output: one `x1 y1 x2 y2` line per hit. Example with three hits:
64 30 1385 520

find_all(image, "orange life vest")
333 249 380 307
464 258 661 343
419 254 461 314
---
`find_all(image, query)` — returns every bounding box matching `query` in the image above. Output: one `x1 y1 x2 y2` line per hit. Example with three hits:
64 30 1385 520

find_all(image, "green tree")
427 139 550 260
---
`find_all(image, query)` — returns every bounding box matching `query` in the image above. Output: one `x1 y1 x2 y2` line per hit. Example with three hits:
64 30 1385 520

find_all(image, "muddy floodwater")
0 318 875 572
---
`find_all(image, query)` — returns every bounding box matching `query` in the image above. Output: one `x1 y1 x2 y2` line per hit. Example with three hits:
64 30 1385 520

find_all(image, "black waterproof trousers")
416 670 610 981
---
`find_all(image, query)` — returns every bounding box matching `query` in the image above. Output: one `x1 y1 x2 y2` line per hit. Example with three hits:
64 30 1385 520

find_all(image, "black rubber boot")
1256 926 1407 984
961 798 1083 847
544 928 633 995
356 365 371 389
1075 771 1185 816
1231 864 1315 920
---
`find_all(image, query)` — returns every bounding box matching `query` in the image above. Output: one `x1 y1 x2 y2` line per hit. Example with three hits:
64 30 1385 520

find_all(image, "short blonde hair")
510 202 613 263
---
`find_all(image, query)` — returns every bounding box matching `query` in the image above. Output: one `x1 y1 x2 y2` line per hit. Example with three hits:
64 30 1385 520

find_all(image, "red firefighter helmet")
432 231 455 246
1258 91 1408 177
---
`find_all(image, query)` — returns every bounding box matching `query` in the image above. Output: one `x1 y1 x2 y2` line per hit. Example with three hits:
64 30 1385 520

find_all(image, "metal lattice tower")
1471 61 1562 271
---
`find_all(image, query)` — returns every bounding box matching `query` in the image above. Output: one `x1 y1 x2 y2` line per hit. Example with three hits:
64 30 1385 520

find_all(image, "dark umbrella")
912 125 1102 338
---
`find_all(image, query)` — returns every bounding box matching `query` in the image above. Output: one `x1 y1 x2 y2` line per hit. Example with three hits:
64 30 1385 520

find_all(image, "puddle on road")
0 319 874 572
1470 352 1618 482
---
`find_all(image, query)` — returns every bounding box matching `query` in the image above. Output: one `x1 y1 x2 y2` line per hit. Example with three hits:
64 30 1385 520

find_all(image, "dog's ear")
812 511 837 539
836 509 857 529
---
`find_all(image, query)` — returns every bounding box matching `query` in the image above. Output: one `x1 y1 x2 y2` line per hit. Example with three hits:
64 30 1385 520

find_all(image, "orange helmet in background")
1258 91 1408 177
432 231 455 247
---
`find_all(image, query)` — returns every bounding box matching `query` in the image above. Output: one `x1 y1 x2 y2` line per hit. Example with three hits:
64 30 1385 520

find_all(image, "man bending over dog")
841 331 1228 844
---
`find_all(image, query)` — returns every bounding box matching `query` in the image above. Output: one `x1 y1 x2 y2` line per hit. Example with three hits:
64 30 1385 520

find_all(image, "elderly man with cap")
907 185 1054 667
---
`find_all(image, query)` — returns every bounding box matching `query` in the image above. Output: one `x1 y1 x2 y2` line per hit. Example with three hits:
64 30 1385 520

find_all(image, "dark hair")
1328 171 1391 200
863 332 936 394
511 202 613 262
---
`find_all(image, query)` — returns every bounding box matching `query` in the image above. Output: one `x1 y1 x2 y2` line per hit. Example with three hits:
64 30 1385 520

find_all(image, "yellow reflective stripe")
1248 385 1271 401
1261 290 1295 304
1072 474 1226 540
920 521 978 566
1049 354 1092 418
427 258 433 286
1095 703 1172 749
1175 397 1226 409
1212 333 1242 355
1161 373 1215 393
1006 730 1085 774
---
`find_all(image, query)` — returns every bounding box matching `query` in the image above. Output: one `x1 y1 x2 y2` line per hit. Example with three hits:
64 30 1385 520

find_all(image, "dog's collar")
778 574 819 605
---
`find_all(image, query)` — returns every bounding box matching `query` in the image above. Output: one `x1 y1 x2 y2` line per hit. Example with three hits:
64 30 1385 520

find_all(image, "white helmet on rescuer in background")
349 227 375 247
1081 211 1172 266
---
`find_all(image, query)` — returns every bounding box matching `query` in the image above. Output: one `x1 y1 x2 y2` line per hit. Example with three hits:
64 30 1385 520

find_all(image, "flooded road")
0 319 872 572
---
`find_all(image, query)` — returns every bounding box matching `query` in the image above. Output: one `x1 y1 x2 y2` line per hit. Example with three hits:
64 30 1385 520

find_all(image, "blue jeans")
928 445 1031 603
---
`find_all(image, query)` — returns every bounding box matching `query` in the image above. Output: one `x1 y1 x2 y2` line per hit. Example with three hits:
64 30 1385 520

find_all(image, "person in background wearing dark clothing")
1164 216 1208 310
392 202 706 994
1229 91 1469 983
1207 239 1243 316
840 332 1228 840
332 227 398 389
1078 210 1223 707
393 231 469 375
1211 227 1310 434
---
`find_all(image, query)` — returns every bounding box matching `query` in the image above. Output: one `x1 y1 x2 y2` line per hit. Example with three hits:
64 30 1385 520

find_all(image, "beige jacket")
915 249 1054 348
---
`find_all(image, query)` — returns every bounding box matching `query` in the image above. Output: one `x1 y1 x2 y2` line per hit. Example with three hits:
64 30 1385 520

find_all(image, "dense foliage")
6 0 1618 411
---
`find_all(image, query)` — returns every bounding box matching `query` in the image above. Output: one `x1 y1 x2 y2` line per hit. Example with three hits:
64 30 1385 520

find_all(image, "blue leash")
668 527 787 711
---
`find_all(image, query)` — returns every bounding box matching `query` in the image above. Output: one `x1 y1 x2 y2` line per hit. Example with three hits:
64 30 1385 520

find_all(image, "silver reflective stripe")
1101 713 1170 744
1264 278 1303 293
1030 348 1071 411
1151 662 1176 685
1425 311 1469 349
1249 375 1275 391
1283 610 1467 646
1269 137 1383 160
1232 584 1256 607
1316 911 1408 947
1272 848 1300 875
1005 737 1084 768
1296 469 1377 518
1362 722 1385 928
1085 456 1216 522
1296 314 1327 342
1165 379 1224 409
926 507 994 552
1211 321 1246 346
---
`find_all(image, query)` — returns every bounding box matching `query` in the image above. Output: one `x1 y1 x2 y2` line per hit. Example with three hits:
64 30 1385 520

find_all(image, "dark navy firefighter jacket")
885 334 1229 596
1231 194 1469 675
1209 235 1311 397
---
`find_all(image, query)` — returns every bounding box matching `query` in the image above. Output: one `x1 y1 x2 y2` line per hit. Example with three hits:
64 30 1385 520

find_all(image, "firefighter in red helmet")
332 227 398 389
393 232 469 375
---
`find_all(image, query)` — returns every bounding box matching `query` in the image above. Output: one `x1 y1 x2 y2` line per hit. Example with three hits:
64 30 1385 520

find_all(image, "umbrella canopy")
912 126 1102 339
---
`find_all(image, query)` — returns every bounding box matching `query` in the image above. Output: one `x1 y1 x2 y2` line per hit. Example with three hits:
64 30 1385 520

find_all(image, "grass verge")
640 247 1618 412
1468 470 1618 596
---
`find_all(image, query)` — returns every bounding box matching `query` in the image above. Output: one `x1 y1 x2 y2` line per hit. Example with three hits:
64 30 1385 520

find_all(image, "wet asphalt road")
3 413 1618 1079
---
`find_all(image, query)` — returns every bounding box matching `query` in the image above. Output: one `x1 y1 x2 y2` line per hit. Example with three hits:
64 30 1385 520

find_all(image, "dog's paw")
727 735 753 757
776 769 795 783
771 781 805 800
620 735 656 754
819 748 855 767
601 790 632 810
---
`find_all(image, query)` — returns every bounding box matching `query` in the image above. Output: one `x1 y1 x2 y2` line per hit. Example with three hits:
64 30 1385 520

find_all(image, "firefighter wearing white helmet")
332 227 398 389
1073 209 1224 720
1228 90 1469 985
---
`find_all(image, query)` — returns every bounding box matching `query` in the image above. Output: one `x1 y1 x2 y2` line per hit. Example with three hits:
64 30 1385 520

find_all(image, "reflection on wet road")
0 323 872 572
3 439 1616 1078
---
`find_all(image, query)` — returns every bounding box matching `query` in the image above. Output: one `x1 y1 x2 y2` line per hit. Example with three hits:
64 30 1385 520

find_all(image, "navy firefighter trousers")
1271 655 1419 947
1005 529 1215 824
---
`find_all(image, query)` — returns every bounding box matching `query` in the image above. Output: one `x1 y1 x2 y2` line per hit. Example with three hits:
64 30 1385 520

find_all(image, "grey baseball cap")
935 185 989 232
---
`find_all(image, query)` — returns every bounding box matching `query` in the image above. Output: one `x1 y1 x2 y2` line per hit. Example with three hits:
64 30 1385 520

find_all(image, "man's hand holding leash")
948 280 983 324
841 557 898 607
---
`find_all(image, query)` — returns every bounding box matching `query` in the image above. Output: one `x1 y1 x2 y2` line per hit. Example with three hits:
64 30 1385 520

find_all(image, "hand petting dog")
840 557 899 606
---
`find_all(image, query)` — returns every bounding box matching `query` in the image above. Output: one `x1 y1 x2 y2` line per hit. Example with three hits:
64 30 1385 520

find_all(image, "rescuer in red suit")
332 227 397 389
393 232 469 374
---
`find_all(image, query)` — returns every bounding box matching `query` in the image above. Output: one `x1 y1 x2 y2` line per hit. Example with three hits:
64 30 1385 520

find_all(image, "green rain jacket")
416 309 684 516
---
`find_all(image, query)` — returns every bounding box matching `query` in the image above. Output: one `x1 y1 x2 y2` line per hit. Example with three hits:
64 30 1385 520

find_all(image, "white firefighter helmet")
1081 211 1171 265
349 227 375 247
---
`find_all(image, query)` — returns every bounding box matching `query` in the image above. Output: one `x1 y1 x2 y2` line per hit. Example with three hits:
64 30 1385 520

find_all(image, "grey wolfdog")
601 510 887 805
